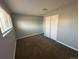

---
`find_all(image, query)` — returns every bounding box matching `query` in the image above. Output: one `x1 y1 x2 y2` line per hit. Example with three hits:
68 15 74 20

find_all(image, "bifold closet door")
44 16 51 37
50 15 58 40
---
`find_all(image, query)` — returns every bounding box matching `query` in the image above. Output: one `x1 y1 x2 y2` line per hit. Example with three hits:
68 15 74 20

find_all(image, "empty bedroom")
0 0 78 59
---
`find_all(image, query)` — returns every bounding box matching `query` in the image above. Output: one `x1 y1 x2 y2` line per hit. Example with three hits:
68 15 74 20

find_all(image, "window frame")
0 6 13 37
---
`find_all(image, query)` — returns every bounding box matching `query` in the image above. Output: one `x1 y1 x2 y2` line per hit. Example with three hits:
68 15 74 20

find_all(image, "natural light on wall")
0 6 13 37
17 20 38 31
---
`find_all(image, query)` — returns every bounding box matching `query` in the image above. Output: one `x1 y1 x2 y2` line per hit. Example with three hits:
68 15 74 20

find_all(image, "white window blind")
0 7 13 36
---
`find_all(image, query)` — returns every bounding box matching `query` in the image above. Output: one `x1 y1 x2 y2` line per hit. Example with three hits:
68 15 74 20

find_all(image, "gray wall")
0 0 16 59
12 14 43 39
44 1 78 50
0 29 16 59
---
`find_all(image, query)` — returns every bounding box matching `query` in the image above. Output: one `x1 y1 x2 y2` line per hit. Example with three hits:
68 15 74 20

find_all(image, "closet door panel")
51 15 58 40
45 16 51 37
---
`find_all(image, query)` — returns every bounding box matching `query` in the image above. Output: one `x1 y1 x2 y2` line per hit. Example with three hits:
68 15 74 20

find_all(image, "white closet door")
50 15 58 40
44 16 51 37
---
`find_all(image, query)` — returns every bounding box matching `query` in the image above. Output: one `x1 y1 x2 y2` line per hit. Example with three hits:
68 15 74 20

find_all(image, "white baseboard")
16 32 43 40
16 33 78 51
44 34 78 51
55 39 78 51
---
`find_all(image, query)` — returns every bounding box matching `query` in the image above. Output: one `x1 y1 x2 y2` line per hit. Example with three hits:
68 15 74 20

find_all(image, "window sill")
3 28 13 37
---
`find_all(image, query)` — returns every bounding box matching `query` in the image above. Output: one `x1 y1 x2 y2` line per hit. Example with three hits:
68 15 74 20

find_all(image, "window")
0 6 13 37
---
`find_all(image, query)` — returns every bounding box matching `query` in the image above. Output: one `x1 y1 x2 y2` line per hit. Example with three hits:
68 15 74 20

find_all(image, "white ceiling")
4 0 76 16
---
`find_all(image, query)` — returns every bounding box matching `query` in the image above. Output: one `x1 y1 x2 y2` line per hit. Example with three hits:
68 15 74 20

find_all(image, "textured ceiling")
4 0 76 16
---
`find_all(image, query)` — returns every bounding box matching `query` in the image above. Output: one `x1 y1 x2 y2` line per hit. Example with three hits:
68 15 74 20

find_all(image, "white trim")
44 35 78 51
55 39 78 51
16 32 43 40
13 41 16 59
16 33 78 51
3 28 13 37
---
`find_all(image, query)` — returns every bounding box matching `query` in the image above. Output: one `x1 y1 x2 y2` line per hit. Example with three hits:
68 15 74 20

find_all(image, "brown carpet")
15 34 78 59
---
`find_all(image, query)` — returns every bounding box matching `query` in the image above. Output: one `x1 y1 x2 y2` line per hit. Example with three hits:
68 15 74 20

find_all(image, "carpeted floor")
15 34 78 59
